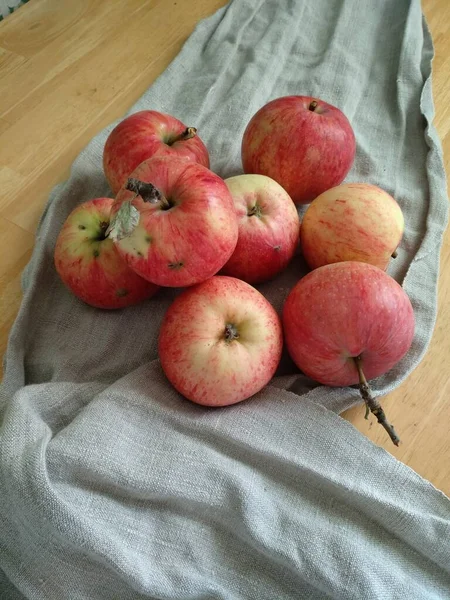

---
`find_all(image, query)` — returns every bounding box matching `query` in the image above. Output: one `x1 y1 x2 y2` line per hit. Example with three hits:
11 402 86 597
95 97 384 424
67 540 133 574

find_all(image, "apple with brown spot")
283 261 415 445
159 276 283 406
221 174 300 284
242 96 356 204
54 197 159 309
301 183 404 270
108 156 239 287
103 110 210 195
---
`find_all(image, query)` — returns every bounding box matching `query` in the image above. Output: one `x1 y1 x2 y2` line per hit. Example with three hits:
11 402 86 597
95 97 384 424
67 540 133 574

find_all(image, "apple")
220 174 300 284
241 95 356 204
301 183 404 271
54 197 159 309
158 276 283 406
283 261 415 386
103 110 210 195
108 156 239 288
283 261 415 445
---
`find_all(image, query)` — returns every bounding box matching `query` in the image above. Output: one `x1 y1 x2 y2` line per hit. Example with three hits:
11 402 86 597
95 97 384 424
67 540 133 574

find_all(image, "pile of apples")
54 96 415 446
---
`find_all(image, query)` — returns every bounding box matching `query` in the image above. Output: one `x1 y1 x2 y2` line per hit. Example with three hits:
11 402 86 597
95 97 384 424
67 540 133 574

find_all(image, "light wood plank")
0 117 11 136
0 46 27 79
0 217 34 367
0 0 156 118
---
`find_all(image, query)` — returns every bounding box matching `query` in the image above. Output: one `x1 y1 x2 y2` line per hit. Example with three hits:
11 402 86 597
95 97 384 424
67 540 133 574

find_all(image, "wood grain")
0 0 448 492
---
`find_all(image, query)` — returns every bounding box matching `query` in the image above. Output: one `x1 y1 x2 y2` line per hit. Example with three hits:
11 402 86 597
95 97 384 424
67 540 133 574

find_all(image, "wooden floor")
0 0 449 493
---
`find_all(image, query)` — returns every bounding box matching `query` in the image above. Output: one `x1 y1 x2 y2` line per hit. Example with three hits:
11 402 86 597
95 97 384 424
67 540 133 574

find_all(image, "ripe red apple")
283 261 415 445
220 174 300 284
109 156 239 288
103 110 210 195
54 197 159 309
301 183 404 271
283 261 414 385
241 96 356 204
159 276 283 406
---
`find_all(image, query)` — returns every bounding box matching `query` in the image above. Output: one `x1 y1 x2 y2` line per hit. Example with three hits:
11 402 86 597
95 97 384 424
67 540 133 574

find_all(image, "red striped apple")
54 197 159 309
221 174 300 284
159 276 283 406
301 183 404 270
283 261 415 445
109 156 239 288
242 96 356 204
103 110 210 195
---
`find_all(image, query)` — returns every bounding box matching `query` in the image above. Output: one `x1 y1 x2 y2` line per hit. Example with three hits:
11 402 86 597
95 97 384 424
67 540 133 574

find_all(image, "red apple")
103 110 210 195
221 174 300 284
242 96 356 204
159 276 283 406
109 156 239 288
283 262 415 445
301 183 404 270
54 197 159 309
283 262 414 386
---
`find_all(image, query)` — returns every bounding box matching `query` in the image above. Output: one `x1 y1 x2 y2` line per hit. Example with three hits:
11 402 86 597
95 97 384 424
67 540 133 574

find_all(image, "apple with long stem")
242 96 356 204
301 183 404 270
283 261 415 445
108 156 239 287
103 110 210 195
159 276 283 406
221 174 300 284
54 197 159 309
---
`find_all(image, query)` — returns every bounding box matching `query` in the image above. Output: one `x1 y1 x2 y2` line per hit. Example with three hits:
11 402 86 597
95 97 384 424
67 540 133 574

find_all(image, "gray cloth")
1 0 449 598
0 0 26 21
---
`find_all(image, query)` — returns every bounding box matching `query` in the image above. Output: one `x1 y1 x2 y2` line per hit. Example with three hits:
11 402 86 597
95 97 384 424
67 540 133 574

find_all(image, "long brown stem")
353 355 400 447
169 127 197 144
126 178 170 209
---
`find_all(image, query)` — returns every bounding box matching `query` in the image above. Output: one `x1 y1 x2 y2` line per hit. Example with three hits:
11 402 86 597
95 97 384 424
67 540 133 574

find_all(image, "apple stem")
126 178 170 209
97 221 109 241
308 100 318 111
169 127 197 145
224 323 239 343
392 249 398 259
353 355 400 447
247 204 262 218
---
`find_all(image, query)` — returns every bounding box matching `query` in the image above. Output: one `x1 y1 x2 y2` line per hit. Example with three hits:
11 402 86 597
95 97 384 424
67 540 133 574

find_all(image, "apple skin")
301 183 404 271
54 198 159 309
220 174 300 284
111 156 239 288
241 96 356 205
158 276 283 407
103 110 210 195
283 262 415 387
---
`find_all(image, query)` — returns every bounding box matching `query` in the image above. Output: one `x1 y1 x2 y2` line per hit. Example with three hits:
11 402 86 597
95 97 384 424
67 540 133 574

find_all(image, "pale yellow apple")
300 183 404 270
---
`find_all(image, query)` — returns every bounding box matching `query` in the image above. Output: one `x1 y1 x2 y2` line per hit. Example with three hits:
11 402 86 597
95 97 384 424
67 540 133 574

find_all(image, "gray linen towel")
1 1 449 598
